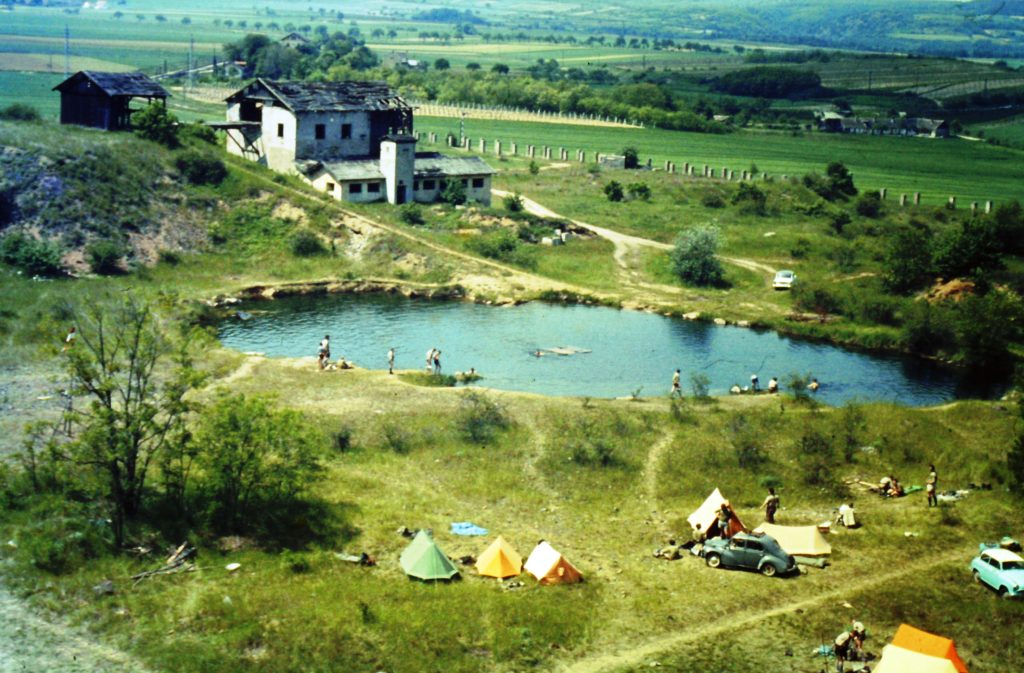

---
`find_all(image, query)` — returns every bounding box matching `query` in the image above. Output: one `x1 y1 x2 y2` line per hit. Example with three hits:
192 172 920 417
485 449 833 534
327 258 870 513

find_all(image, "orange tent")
891 624 968 673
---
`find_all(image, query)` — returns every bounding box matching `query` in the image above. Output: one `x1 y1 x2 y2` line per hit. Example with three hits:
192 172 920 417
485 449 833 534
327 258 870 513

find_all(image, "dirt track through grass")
554 550 965 673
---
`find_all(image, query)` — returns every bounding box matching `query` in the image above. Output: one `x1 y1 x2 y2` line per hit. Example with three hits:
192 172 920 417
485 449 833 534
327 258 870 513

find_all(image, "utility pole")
460 111 466 145
187 34 195 94
64 25 70 78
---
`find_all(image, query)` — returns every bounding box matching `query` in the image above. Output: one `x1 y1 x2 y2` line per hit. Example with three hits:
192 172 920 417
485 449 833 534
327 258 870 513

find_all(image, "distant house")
217 78 495 205
279 32 310 49
816 111 949 138
53 71 168 131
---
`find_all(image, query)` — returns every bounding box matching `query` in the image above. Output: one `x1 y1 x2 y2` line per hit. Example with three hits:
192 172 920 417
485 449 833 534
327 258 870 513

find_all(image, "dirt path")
495 190 777 277
553 551 964 673
0 585 154 673
640 431 676 535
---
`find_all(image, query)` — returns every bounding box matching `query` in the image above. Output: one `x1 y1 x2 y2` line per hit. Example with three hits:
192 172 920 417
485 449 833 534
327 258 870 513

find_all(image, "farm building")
53 71 168 131
816 111 950 138
279 32 310 49
217 79 495 206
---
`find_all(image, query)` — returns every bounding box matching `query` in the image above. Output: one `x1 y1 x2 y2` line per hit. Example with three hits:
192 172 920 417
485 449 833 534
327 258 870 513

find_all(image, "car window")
1004 560 1024 570
745 540 764 551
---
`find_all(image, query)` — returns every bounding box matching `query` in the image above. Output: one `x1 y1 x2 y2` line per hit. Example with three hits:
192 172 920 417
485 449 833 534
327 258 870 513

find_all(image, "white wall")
295 111 372 161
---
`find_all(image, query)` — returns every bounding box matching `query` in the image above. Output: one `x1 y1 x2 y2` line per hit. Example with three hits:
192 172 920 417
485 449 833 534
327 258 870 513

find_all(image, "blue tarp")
450 522 488 536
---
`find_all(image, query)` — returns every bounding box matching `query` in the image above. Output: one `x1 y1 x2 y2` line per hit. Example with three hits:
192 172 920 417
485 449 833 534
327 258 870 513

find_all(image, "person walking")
761 487 780 524
926 463 938 507
388 347 395 375
670 369 682 398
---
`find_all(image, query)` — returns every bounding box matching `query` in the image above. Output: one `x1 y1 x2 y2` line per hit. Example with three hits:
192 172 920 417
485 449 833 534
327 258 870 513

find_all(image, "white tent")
874 644 960 673
687 488 745 537
753 523 832 557
524 541 582 584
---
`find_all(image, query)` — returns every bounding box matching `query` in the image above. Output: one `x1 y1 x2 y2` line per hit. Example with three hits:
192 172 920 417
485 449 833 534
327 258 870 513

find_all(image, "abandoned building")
53 71 169 131
217 78 494 205
816 111 950 138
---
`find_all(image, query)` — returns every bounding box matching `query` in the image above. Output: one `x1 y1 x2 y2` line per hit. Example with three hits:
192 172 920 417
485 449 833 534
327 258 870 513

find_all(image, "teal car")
970 547 1024 598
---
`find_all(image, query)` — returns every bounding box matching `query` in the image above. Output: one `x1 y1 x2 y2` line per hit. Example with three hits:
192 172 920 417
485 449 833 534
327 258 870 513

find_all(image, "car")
773 269 796 290
970 546 1024 598
700 531 797 577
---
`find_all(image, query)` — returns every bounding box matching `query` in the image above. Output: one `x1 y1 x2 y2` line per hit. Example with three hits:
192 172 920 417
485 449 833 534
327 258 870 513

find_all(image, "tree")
826 161 857 198
133 102 179 148
85 239 125 275
433 57 450 70
194 394 323 533
933 218 1003 280
64 297 204 547
883 226 933 294
491 63 509 74
466 62 481 70
670 226 725 287
604 180 624 202
440 179 467 205
1010 397 1024 494
622 146 639 169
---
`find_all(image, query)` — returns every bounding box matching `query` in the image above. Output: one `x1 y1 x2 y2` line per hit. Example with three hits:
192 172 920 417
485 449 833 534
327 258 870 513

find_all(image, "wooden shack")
53 71 169 131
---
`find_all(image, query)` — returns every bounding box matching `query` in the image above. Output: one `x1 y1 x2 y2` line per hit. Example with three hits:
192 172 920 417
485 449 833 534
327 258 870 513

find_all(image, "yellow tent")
476 536 523 579
524 541 582 584
687 488 745 538
753 523 832 557
874 644 960 673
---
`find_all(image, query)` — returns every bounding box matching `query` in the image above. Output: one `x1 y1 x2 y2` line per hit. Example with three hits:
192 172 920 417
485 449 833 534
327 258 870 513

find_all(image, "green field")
415 117 1024 206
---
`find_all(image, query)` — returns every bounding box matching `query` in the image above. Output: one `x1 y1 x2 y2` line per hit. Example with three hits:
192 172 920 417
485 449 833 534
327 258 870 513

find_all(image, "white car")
773 270 796 290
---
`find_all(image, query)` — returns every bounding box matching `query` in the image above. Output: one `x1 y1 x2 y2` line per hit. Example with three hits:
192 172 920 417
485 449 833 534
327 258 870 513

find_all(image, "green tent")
400 530 460 581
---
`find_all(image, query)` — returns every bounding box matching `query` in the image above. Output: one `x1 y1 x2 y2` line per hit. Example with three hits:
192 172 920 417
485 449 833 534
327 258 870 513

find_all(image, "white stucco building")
218 79 495 206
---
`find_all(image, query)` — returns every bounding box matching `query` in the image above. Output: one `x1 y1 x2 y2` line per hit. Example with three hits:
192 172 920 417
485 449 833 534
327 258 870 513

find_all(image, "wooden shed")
53 71 169 131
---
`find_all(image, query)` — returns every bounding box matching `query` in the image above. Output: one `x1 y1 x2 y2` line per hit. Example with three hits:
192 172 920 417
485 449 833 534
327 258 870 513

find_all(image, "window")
423 179 436 190
472 178 485 189
276 123 284 138
413 181 420 191
341 123 351 139
315 124 326 140
745 540 763 552
367 182 381 193
326 182 335 193
349 183 363 194
461 179 468 187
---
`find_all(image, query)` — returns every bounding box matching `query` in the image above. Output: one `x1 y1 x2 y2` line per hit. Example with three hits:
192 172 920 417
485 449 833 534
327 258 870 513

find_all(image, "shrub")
456 391 509 444
790 237 811 259
0 103 41 122
933 218 1003 281
731 182 767 215
785 372 813 402
622 146 639 169
626 182 651 201
564 417 618 467
398 203 424 225
528 160 540 175
503 192 525 211
792 281 842 315
701 191 726 208
690 373 711 399
381 422 412 454
0 232 64 276
181 123 218 144
1009 401 1024 494
604 180 624 202
133 102 179 148
85 239 125 275
157 249 182 265
17 498 111 574
670 226 725 287
290 229 326 257
883 226 933 294
798 427 833 486
900 302 955 356
175 150 227 185
440 179 467 205
855 191 882 218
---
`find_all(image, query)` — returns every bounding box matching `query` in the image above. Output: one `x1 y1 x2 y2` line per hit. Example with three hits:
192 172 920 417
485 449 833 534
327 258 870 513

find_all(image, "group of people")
878 474 905 498
833 619 868 672
314 340 457 377
721 374 820 396
425 347 442 374
315 335 353 370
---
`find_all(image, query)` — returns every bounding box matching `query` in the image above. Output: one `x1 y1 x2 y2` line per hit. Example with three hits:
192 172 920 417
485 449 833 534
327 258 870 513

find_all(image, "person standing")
761 487 780 523
750 373 759 392
425 347 435 372
833 629 853 673
717 501 734 539
926 463 938 507
433 348 442 374
767 376 779 393
62 326 77 351
388 347 395 375
671 369 682 398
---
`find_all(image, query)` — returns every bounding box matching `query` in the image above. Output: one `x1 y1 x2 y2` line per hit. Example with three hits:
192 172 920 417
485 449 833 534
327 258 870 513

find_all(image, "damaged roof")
227 78 411 113
53 71 169 98
306 152 496 183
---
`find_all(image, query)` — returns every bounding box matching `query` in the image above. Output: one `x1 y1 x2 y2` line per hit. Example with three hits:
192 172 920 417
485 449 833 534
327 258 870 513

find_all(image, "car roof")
775 270 794 276
982 548 1024 563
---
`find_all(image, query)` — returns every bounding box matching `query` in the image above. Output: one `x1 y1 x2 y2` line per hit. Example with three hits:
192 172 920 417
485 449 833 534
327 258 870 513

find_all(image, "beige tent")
874 644 960 673
753 523 832 557
687 488 745 538
524 541 582 584
476 536 523 579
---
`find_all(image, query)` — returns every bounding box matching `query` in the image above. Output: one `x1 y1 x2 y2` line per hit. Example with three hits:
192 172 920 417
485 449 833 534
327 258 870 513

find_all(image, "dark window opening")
326 182 335 193
315 124 326 140
461 179 468 187
276 123 284 138
367 182 381 193
349 183 363 194
423 179 436 190
414 181 420 190
341 123 352 139
472 178 485 188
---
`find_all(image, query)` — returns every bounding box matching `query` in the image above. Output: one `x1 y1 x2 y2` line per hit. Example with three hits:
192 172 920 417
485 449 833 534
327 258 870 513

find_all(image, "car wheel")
760 563 778 577
706 553 722 569
998 586 1011 599
973 570 982 584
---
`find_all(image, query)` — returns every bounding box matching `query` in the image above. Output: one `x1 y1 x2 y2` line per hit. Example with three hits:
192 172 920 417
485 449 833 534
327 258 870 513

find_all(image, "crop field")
973 114 1024 149
414 118 1024 206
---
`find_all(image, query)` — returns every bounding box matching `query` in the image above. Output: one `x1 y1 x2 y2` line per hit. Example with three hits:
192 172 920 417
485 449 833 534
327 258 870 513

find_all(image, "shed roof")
227 78 410 113
311 153 496 183
53 71 169 98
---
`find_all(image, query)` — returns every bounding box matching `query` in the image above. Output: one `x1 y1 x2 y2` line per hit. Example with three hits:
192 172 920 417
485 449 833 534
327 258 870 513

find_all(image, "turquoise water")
217 294 1004 405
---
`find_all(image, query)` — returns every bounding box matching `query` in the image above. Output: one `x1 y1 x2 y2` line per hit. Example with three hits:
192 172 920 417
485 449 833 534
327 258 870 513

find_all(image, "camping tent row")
874 624 969 673
400 531 582 584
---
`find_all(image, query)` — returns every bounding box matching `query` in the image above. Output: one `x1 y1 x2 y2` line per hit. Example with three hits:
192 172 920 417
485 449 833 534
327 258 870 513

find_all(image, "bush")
398 203 424 225
503 192 525 211
468 228 534 268
290 229 326 257
564 417 618 467
626 182 651 201
731 182 767 215
792 281 842 315
690 373 711 399
528 160 540 175
883 226 933 294
670 226 725 287
622 146 639 169
604 180 624 202
0 103 41 122
440 179 467 205
855 191 882 218
157 249 182 265
829 212 852 235
456 391 509 444
16 498 111 574
181 123 218 144
133 102 179 148
701 192 726 208
381 422 412 454
0 232 64 276
798 427 833 486
175 150 227 185
85 239 125 275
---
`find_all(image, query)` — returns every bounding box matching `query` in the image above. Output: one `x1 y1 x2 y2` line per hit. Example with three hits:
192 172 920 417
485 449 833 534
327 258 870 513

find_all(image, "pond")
217 294 1005 406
